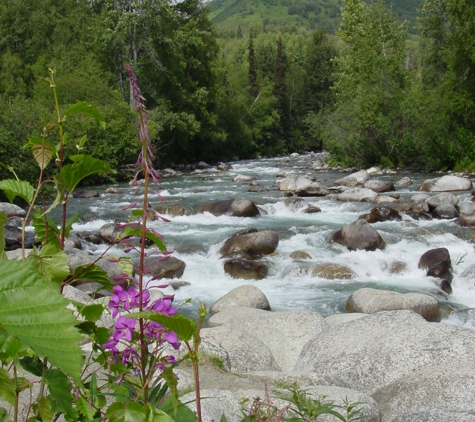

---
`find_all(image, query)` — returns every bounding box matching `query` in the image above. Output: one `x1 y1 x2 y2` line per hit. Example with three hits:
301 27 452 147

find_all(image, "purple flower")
164 331 181 350
113 316 136 342
148 298 177 316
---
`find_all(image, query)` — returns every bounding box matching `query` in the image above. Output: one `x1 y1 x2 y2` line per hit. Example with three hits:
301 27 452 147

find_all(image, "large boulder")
220 230 279 257
278 174 328 196
197 198 260 217
373 362 475 422
154 204 186 217
418 247 451 270
223 258 268 280
425 192 460 209
363 179 395 193
335 170 369 186
181 389 242 422
359 206 402 223
337 188 378 203
294 310 475 395
418 175 472 192
432 204 459 219
148 256 186 279
209 285 271 314
345 288 439 321
0 203 26 218
331 219 386 251
391 406 475 422
207 308 328 372
457 201 475 215
297 182 329 197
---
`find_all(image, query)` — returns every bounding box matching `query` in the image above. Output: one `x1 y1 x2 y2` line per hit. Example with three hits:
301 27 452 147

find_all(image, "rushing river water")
60 153 475 326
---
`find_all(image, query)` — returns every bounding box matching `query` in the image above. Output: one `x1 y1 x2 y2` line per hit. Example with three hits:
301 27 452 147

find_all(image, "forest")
0 0 474 186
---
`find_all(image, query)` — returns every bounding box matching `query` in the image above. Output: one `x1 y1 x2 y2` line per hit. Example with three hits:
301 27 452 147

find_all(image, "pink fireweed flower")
113 316 136 342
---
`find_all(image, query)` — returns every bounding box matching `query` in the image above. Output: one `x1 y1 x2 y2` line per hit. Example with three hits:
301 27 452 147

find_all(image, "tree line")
0 0 474 186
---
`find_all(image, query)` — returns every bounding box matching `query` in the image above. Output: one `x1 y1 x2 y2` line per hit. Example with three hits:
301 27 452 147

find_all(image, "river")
62 153 475 326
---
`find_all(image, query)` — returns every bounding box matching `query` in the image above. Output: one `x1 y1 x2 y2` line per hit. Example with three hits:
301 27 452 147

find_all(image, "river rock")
302 206 321 213
345 288 439 321
297 182 329 197
325 313 368 327
418 175 472 192
181 389 242 422
154 204 186 216
0 203 26 217
331 219 386 251
432 204 459 219
457 215 475 227
233 175 255 182
391 406 475 422
3 223 37 250
359 206 402 223
200 326 279 372
277 173 327 196
294 310 475 395
284 197 306 211
223 258 268 280
290 250 312 259
209 285 271 314
208 308 328 372
334 176 357 187
72 190 100 198
395 176 412 186
335 169 369 186
406 211 432 220
363 179 394 193
337 188 378 202
419 247 451 270
373 362 475 422
425 192 460 209
217 162 232 171
410 201 430 213
457 201 475 215
311 263 358 279
367 166 383 175
372 195 398 204
197 198 260 217
220 230 279 257
148 256 186 279
98 223 122 244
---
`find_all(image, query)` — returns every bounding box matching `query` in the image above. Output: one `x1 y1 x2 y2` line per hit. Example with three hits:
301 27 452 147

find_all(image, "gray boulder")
395 177 412 186
331 219 386 251
363 179 395 193
181 389 242 422
148 256 186 279
432 204 459 219
209 285 271 314
359 206 402 223
373 362 475 422
457 201 475 215
220 230 279 257
335 170 369 186
0 203 26 217
197 198 260 217
294 310 475 395
337 188 378 203
391 406 475 422
233 175 255 182
311 263 358 280
278 174 314 192
345 288 439 321
418 175 472 192
297 182 329 197
425 192 460 209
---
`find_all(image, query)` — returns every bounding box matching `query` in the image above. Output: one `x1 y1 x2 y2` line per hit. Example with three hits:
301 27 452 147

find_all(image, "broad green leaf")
0 407 8 422
20 356 44 377
54 155 112 202
159 397 197 422
127 311 196 341
0 259 83 382
44 369 79 421
146 407 175 422
32 212 61 249
72 264 113 291
108 255 134 276
161 367 178 414
105 402 146 422
28 244 70 286
64 103 106 130
64 212 81 238
0 367 15 405
37 396 53 422
77 304 104 323
0 333 28 363
0 212 6 259
0 179 34 204
26 136 55 170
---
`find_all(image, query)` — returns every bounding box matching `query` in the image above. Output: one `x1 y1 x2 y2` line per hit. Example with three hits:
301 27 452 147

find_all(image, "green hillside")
209 0 423 33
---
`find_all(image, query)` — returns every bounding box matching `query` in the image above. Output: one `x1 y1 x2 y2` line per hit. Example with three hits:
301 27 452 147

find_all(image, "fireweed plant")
100 65 206 421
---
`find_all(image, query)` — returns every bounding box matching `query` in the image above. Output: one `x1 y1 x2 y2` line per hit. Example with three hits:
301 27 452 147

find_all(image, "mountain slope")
209 0 423 33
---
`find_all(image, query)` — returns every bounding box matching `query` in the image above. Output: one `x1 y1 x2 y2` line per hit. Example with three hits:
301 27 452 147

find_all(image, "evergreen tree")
273 36 291 148
248 30 258 99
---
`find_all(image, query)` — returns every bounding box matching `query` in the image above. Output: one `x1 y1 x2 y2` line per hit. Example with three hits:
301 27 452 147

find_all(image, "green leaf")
77 304 104 323
108 255 134 276
53 155 112 203
28 244 70 286
0 179 34 204
0 212 6 260
159 397 197 422
26 136 56 170
126 312 196 341
0 259 83 382
65 103 106 130
76 396 96 421
0 367 15 406
161 367 178 414
72 264 113 291
122 227 166 251
105 402 146 422
20 356 44 377
146 407 175 422
32 212 61 249
44 369 79 421
64 212 81 239
37 396 53 422
0 407 8 422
